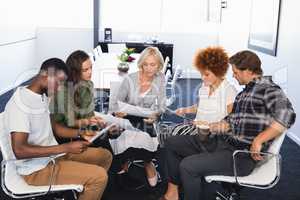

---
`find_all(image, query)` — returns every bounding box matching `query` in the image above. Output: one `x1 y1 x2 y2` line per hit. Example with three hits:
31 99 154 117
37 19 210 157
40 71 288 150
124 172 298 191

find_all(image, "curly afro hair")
193 46 229 78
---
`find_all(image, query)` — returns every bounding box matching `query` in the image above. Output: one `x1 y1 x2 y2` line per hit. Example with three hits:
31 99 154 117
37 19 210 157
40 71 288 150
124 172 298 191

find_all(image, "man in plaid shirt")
159 50 296 200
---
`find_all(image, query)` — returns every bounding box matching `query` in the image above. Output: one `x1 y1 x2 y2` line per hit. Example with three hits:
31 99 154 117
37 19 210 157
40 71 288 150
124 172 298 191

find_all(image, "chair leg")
214 183 241 200
215 191 240 200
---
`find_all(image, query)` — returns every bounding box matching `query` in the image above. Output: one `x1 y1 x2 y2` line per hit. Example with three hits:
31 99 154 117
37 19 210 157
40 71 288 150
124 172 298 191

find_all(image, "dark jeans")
164 135 256 200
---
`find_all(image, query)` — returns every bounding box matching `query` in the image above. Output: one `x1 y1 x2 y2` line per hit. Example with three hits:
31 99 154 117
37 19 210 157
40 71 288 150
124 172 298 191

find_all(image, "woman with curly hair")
174 46 237 133
159 47 237 200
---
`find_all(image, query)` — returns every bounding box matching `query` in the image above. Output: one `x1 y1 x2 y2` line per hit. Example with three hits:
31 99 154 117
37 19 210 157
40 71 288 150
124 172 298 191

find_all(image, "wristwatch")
77 127 86 139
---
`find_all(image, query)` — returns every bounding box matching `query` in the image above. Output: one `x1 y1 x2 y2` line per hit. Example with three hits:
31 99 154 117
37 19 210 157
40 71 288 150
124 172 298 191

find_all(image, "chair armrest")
1 155 58 197
232 150 281 189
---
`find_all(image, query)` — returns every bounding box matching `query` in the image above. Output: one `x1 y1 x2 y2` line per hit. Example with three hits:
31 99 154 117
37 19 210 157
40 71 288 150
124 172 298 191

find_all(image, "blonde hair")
137 47 164 71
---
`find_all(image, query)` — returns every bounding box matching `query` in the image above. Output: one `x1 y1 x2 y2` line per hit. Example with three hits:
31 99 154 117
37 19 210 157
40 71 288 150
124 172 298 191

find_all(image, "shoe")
117 161 130 174
148 173 158 187
145 161 159 187
117 169 127 174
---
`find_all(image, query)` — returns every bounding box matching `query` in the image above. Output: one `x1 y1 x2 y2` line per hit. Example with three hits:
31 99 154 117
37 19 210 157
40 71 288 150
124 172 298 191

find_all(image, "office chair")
88 52 95 63
162 56 170 75
205 132 286 200
166 65 182 107
108 81 122 114
92 45 103 61
94 90 110 113
0 112 83 199
96 45 103 55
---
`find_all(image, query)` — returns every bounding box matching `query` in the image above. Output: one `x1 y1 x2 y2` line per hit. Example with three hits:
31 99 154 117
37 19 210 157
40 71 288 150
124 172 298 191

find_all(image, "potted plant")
117 48 135 73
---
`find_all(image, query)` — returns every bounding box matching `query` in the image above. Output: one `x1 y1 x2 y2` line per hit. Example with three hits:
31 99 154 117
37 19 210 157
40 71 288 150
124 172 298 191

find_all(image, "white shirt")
4 86 62 175
195 79 237 123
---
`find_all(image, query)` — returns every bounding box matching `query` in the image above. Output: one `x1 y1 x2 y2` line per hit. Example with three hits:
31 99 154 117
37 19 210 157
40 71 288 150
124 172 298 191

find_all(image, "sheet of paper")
89 123 116 143
95 113 138 131
118 101 156 118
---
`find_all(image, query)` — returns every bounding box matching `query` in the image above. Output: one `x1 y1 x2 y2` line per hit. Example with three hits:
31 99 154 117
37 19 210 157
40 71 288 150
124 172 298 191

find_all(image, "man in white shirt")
4 58 112 200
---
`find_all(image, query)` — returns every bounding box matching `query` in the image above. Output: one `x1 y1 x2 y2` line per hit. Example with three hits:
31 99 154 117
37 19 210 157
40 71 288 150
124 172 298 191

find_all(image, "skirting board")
288 132 300 146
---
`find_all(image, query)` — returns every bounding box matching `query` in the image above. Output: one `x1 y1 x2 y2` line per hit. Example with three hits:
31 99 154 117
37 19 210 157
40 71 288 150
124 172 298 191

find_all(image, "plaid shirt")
224 76 296 147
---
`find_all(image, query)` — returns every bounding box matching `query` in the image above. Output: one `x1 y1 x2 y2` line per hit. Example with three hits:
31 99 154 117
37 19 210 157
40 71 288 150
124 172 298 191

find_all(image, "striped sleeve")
264 85 296 128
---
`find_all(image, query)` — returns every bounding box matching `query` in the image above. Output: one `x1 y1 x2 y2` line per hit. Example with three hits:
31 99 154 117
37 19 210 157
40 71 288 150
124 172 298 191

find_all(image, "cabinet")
98 41 174 74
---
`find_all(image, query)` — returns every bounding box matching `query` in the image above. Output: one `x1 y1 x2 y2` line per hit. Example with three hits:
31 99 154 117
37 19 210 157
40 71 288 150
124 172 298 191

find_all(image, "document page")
118 101 156 118
95 113 138 131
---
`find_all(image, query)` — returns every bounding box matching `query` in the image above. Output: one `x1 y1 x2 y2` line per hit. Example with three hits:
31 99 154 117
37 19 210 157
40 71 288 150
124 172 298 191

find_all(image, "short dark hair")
193 46 229 78
229 50 263 75
40 58 68 75
66 50 90 83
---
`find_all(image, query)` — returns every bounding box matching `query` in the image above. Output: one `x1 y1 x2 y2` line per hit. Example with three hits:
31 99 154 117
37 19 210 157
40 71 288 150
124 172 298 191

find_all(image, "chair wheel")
215 191 227 200
229 193 240 200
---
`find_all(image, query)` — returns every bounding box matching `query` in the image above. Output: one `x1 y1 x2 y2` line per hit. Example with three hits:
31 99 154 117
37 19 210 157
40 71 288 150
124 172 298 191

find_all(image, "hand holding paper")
88 123 117 143
95 112 138 131
118 101 157 118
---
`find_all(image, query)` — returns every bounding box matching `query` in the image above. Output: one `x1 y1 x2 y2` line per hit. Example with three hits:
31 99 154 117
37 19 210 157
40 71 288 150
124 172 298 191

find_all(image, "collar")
14 87 49 115
244 76 273 90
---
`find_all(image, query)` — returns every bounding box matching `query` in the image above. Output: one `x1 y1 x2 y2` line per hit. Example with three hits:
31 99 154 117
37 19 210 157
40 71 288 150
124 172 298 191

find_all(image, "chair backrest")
96 45 103 54
0 112 35 195
161 56 170 75
170 65 182 88
108 81 122 113
0 112 16 161
93 45 103 60
88 52 95 63
268 131 286 155
108 43 126 54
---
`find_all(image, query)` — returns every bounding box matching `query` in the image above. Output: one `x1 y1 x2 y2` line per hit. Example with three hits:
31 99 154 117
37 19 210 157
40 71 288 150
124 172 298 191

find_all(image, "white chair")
96 45 103 55
107 43 126 54
166 65 182 107
88 52 95 64
162 56 170 75
93 45 103 60
108 81 122 113
205 132 286 200
0 113 83 199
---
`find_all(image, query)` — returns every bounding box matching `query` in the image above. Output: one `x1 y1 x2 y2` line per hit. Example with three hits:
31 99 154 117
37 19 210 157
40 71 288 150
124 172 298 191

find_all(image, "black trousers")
114 114 157 170
164 135 256 200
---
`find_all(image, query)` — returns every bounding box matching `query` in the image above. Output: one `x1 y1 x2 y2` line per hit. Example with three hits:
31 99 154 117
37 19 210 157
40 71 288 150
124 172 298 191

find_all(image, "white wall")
36 28 93 65
0 38 38 94
219 0 300 144
35 0 94 65
0 0 39 94
0 0 94 95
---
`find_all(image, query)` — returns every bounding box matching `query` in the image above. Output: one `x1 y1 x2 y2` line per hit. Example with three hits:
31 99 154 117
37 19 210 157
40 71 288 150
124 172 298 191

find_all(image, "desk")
98 41 174 74
92 53 139 89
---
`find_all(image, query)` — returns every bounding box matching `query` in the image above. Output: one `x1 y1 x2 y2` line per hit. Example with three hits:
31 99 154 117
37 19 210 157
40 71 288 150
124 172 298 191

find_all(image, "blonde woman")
110 47 166 187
